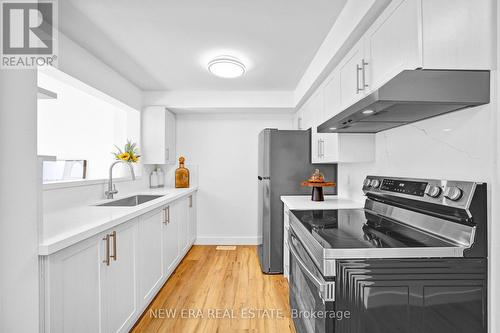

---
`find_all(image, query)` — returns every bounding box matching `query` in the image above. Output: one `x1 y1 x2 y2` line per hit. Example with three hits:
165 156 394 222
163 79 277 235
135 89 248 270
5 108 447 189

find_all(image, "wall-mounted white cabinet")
41 192 197 333
295 0 491 164
297 77 375 164
361 0 492 96
141 106 176 165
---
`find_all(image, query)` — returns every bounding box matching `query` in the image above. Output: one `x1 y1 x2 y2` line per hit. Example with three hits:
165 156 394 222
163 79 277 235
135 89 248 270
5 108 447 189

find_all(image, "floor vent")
216 246 236 251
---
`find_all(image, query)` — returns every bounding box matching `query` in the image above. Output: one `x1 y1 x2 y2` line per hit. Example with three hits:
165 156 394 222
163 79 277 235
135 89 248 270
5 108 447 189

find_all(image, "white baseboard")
195 236 262 245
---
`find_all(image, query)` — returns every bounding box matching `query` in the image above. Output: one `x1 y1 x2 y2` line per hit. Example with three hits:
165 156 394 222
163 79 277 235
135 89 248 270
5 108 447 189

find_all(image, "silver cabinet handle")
317 139 321 158
362 59 369 89
166 148 170 162
189 195 193 208
297 117 302 130
356 63 363 94
320 139 325 158
109 231 117 261
103 234 110 266
164 206 170 224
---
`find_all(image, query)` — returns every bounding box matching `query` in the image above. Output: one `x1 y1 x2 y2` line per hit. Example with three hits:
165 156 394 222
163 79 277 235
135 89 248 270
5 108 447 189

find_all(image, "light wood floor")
132 245 296 333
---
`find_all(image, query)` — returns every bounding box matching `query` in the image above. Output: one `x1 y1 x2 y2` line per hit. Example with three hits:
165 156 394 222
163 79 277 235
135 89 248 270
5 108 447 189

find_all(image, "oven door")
289 227 335 333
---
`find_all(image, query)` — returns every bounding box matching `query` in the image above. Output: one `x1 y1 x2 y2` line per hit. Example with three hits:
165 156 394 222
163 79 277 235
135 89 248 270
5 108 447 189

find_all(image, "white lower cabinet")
188 194 197 244
42 191 197 333
137 208 165 307
102 221 137 333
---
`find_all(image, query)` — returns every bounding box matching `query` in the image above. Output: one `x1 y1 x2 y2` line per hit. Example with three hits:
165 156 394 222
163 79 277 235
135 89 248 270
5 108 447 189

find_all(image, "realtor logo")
1 0 57 68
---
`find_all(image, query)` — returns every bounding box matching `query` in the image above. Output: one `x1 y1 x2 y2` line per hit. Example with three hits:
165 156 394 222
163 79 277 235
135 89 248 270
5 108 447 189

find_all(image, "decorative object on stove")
288 175 487 333
175 156 190 188
301 169 335 201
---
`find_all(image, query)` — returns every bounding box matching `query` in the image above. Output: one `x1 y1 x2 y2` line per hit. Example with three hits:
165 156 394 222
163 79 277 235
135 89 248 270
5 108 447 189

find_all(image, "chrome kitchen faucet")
105 160 136 199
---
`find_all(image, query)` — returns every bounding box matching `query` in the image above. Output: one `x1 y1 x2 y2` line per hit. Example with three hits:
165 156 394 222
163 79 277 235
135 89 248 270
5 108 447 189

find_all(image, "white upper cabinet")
363 0 492 91
141 106 176 165
364 0 422 90
323 70 342 121
421 0 492 70
338 38 368 109
301 80 374 164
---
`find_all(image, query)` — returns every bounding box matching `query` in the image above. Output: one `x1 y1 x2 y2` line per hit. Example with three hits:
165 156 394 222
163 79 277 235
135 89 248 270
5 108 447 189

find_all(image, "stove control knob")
370 179 381 188
444 186 463 201
363 179 372 187
425 185 442 198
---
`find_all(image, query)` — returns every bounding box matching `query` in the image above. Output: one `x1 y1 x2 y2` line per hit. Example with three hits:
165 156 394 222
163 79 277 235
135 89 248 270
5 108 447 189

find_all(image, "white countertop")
280 195 363 210
40 187 198 255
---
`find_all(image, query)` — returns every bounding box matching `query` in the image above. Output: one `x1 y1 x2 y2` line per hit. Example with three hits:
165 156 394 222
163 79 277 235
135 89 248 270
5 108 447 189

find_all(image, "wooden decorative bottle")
175 156 190 188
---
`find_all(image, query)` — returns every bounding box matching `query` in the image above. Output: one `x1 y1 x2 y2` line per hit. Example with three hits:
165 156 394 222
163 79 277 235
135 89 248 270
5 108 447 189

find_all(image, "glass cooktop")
291 209 455 249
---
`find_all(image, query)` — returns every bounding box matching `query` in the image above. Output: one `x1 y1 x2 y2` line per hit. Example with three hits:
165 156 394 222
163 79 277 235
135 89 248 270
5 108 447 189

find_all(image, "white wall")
0 71 39 332
176 112 293 244
58 33 143 110
337 104 494 202
37 70 141 180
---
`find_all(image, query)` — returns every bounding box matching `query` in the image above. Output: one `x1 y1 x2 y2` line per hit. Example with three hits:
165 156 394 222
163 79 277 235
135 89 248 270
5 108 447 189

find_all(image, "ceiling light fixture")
362 110 374 114
330 127 337 131
207 56 246 78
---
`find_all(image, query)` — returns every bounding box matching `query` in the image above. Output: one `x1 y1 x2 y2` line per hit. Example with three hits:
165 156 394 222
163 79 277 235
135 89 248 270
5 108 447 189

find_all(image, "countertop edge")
39 187 198 256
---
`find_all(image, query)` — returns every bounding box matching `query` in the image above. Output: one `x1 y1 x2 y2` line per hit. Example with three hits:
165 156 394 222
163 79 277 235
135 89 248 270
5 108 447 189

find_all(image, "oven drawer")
289 228 335 333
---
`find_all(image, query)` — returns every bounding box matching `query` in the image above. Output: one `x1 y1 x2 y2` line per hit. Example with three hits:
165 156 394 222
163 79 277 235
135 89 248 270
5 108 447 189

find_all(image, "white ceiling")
60 0 347 91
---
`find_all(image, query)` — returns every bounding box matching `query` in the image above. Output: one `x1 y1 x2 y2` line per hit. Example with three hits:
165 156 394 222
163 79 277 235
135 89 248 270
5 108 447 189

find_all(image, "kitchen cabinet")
162 204 180 275
137 208 165 307
300 78 374 164
42 192 197 333
362 0 491 92
141 106 176 165
338 38 368 110
101 221 138 333
188 194 197 244
173 197 190 255
44 233 103 333
364 0 422 91
44 220 138 333
336 259 487 333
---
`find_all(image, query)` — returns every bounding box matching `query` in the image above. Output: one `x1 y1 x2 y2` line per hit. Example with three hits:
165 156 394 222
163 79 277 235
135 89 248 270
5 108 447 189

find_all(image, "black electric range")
292 208 455 250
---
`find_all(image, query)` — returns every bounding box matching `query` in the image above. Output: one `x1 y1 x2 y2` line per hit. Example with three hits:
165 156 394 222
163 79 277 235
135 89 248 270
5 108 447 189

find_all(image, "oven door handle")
289 233 335 302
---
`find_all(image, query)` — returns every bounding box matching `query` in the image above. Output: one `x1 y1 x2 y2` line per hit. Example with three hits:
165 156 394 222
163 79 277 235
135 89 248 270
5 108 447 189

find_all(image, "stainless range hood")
317 70 490 133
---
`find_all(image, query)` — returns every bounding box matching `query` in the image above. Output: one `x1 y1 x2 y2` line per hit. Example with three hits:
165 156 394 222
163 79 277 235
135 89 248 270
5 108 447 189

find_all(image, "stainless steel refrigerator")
257 128 337 274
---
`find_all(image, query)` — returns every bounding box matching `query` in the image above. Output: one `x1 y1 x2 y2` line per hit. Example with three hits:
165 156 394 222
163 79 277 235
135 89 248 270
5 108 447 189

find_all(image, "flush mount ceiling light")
362 109 374 114
207 56 246 78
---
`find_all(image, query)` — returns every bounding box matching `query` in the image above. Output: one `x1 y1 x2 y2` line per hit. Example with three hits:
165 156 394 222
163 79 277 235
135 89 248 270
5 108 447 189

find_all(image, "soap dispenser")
150 167 158 188
156 166 165 188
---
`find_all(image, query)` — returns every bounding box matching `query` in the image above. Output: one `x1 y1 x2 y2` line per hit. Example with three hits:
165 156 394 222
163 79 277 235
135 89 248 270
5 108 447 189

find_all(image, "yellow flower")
131 154 139 162
118 152 130 161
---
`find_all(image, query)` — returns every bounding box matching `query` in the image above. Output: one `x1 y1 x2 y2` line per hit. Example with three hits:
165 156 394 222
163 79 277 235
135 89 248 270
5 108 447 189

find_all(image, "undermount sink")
97 195 164 207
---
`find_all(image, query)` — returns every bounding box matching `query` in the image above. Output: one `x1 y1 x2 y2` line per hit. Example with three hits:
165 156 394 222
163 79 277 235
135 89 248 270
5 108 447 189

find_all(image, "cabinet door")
188 194 197 244
47 236 103 333
102 221 137 333
323 71 342 121
137 208 165 307
163 204 179 276
165 109 176 164
338 39 366 109
174 197 189 254
141 106 176 165
308 89 327 164
364 0 422 90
